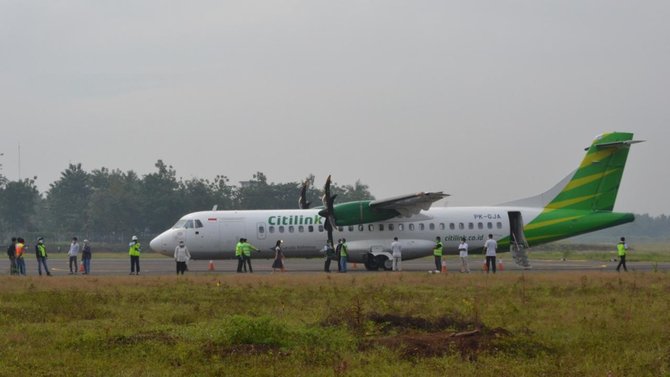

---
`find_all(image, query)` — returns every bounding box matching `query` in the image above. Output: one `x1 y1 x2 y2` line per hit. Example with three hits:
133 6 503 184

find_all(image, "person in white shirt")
391 237 402 271
68 237 80 275
174 240 191 275
458 237 470 273
484 234 497 274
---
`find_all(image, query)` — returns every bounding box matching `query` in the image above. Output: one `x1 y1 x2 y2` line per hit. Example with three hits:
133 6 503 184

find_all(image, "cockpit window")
194 220 204 228
184 220 194 229
172 220 187 229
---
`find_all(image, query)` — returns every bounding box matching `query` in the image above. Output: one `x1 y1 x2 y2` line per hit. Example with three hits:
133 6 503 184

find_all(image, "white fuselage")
149 206 542 263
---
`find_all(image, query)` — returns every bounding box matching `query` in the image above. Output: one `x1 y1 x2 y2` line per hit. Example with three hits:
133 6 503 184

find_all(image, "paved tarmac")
11 255 669 276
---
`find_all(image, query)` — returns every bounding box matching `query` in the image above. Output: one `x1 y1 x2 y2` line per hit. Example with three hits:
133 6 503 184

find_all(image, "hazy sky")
1 1 668 215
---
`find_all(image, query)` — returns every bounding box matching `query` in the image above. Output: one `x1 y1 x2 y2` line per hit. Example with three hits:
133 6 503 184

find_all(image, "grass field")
0 271 668 376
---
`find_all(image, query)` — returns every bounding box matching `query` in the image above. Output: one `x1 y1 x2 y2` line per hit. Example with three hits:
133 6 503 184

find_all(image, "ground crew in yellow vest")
616 236 629 272
242 239 258 273
236 238 246 273
35 237 51 276
433 236 443 272
128 235 141 275
339 238 348 273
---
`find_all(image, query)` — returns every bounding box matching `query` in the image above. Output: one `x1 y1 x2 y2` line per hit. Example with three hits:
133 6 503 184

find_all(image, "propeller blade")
298 180 311 209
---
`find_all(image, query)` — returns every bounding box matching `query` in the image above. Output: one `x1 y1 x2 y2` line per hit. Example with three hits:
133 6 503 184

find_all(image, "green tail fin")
545 132 637 212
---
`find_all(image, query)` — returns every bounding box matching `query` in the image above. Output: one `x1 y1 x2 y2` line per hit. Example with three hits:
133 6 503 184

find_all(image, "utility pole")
18 143 21 180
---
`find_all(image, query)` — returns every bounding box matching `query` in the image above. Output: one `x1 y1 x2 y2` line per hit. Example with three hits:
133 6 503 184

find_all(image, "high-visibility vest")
15 243 25 258
340 244 348 257
433 241 443 256
235 242 243 257
129 242 141 256
37 244 47 258
242 242 256 257
617 242 627 256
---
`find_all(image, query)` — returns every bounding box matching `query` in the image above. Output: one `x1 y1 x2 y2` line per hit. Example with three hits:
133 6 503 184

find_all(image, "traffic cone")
482 260 488 272
498 258 504 271
79 261 85 273
208 260 215 271
441 259 447 273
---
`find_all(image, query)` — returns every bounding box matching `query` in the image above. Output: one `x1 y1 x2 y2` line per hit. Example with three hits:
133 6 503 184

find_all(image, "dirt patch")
324 311 518 360
366 327 511 360
368 313 479 333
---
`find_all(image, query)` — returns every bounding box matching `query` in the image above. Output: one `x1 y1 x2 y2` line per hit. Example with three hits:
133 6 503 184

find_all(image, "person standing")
15 237 26 276
339 238 348 273
68 237 80 275
7 237 17 275
391 237 402 272
484 234 497 274
174 240 191 275
81 240 92 275
616 237 629 272
322 240 335 272
335 239 343 272
458 237 470 273
242 238 258 273
272 240 285 272
433 236 443 272
128 235 141 275
35 237 51 276
235 238 245 273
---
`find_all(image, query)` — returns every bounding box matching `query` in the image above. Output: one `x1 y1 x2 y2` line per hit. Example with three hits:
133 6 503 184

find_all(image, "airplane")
150 132 642 270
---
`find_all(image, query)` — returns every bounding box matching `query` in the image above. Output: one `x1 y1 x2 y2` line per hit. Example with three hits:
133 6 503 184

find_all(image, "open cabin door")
508 211 531 268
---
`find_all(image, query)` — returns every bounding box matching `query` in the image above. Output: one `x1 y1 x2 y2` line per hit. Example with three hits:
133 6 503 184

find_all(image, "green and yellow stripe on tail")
524 132 637 245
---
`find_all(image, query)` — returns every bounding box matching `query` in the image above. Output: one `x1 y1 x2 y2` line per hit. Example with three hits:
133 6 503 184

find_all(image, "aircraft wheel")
364 254 379 271
375 255 392 271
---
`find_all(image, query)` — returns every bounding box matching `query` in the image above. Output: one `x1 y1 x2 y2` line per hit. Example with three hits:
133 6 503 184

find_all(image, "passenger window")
449 223 455 230
439 223 445 230
279 226 285 233
497 222 503 229
358 225 364 232
184 220 194 229
258 226 265 234
348 226 354 232
419 223 425 231
468 223 474 230
298 225 304 232
338 226 344 232
388 224 394 231
487 222 493 229
318 225 324 232
269 226 275 234
409 224 415 231
398 224 404 231
429 223 435 231
289 226 295 233
368 224 374 232
194 220 204 228
459 223 464 230
478 222 483 229
308 225 314 232
379 224 384 231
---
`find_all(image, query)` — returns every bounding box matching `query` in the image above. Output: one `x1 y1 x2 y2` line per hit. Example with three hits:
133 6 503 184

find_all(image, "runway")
14 255 669 276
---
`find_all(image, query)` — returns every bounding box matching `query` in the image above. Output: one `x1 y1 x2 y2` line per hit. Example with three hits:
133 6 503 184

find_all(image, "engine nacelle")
331 201 399 226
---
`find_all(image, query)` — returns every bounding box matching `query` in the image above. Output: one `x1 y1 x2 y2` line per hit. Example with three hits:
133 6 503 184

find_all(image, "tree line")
0 160 373 245
1 161 668 247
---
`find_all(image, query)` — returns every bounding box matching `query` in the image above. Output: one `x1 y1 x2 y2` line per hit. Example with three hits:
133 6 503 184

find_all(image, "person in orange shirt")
15 237 26 276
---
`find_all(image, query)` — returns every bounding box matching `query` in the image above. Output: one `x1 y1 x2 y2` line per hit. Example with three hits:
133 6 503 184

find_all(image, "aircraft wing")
369 192 449 217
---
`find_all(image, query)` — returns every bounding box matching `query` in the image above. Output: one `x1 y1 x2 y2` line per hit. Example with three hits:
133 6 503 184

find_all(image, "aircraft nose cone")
150 234 163 252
